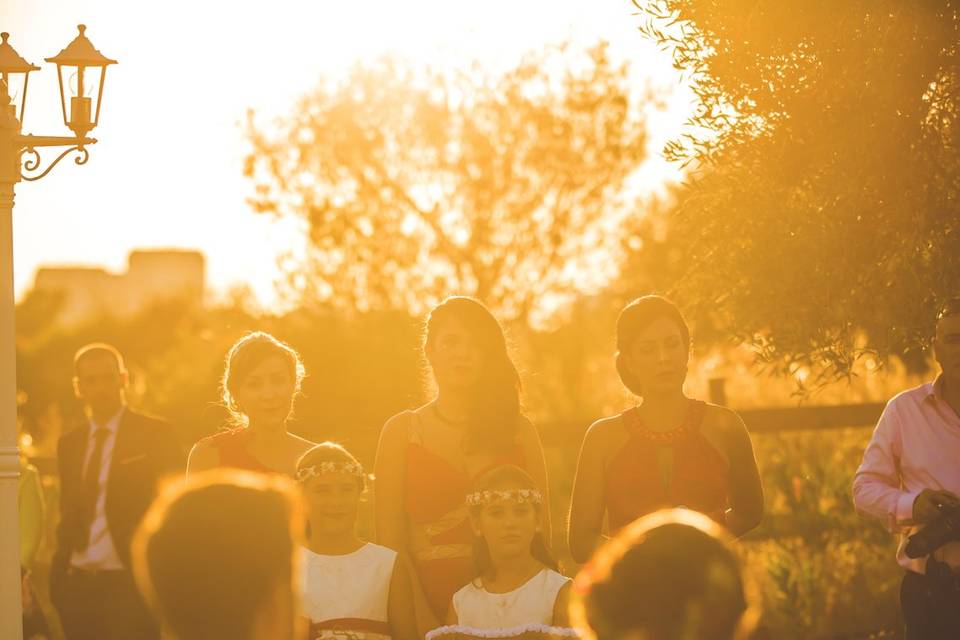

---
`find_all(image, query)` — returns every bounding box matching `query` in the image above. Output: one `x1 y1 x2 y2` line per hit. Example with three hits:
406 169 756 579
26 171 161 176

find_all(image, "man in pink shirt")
853 298 960 639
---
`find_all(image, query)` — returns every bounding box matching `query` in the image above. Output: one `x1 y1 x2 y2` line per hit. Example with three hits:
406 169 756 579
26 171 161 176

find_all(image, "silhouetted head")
424 296 521 452
615 296 691 398
221 332 305 428
934 297 960 385
572 509 754 640
132 470 304 640
73 343 128 422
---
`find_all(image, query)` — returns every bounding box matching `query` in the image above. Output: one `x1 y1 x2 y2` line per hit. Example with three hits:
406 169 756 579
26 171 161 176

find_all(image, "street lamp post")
0 25 115 639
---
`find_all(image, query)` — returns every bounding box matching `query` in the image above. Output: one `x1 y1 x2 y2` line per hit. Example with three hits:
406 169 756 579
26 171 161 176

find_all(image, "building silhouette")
32 249 205 327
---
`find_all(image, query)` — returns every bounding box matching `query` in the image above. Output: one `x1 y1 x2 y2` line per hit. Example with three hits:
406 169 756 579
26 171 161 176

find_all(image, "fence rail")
540 401 885 444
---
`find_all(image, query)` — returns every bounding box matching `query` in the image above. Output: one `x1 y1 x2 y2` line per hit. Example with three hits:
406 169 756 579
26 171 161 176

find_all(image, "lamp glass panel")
64 64 104 129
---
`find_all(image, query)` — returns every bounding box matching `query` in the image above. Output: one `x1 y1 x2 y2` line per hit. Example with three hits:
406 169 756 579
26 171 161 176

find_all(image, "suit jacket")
53 408 185 572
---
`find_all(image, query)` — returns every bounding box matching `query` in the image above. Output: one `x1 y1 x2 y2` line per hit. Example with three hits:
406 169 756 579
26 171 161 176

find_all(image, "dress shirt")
70 407 125 570
853 376 960 573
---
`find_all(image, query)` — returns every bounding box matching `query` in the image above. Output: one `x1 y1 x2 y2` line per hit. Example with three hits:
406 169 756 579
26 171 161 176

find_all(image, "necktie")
78 428 110 550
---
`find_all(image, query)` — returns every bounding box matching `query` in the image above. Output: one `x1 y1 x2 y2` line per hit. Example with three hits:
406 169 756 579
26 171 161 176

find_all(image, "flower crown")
296 461 364 483
465 488 544 507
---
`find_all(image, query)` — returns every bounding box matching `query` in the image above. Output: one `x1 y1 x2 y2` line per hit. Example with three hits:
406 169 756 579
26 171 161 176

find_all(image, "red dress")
197 428 277 474
605 400 729 530
403 412 525 620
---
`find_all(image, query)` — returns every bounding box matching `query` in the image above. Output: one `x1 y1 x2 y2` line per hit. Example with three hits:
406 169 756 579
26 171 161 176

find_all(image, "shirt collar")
925 374 946 404
90 406 125 436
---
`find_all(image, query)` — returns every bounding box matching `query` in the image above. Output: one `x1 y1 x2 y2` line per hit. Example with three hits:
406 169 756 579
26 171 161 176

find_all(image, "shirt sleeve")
852 399 919 530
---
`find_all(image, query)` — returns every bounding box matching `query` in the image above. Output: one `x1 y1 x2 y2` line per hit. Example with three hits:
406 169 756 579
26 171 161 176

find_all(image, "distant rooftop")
32 249 206 327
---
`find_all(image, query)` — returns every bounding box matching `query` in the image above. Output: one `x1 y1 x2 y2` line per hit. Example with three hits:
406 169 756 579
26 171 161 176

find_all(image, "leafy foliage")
743 429 902 637
635 0 960 379
244 43 648 324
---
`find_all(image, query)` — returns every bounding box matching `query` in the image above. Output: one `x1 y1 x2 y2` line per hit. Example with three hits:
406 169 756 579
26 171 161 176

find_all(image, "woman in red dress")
187 331 316 476
374 297 550 633
567 295 763 564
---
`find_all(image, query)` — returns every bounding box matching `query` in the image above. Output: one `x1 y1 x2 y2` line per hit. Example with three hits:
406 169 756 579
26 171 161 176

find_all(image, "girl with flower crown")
430 465 572 640
296 443 418 640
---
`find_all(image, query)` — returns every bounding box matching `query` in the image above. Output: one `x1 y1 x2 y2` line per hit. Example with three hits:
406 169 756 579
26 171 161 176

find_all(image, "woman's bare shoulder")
586 413 627 440
381 409 418 437
380 409 418 446
189 436 220 456
187 439 219 472
289 432 318 450
701 403 752 456
702 403 748 432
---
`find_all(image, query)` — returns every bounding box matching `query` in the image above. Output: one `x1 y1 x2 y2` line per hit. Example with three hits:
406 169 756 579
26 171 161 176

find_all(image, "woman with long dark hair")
567 295 763 564
374 297 550 632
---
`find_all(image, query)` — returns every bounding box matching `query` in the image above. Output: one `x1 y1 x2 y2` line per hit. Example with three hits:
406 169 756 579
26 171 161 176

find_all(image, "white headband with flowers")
465 488 544 507
296 461 364 483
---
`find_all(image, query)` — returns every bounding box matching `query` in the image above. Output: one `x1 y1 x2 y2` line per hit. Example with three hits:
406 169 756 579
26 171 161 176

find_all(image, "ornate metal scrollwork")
19 145 90 182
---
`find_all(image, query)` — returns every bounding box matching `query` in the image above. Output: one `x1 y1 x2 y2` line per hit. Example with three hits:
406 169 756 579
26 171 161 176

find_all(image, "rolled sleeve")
853 400 908 529
895 489 921 525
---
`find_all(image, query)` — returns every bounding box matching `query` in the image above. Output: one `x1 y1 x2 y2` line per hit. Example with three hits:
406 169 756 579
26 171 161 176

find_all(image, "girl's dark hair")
425 297 522 453
296 442 367 492
467 465 557 581
573 509 752 640
615 295 691 397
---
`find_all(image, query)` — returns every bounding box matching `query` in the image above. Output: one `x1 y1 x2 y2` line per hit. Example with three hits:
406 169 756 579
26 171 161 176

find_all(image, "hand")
912 489 960 525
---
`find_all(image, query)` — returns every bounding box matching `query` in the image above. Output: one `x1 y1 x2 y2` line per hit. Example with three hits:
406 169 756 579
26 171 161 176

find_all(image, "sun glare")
7 0 691 309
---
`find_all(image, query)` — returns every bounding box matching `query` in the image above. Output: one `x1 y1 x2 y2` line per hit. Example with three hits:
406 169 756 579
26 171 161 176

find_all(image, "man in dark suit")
51 343 185 640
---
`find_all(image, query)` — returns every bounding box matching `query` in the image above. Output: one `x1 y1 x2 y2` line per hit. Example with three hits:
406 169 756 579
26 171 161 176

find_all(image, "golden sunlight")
6 0 691 308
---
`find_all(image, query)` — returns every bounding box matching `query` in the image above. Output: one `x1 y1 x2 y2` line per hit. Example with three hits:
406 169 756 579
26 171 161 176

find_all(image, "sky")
4 0 693 307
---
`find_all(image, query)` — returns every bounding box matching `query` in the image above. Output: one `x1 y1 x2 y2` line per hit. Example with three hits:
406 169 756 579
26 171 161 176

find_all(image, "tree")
244 42 649 325
635 0 960 381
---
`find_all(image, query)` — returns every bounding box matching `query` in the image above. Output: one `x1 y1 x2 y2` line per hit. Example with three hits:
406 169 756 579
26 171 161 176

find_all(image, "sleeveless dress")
604 400 730 530
403 411 526 620
196 428 277 473
451 569 570 629
301 543 397 640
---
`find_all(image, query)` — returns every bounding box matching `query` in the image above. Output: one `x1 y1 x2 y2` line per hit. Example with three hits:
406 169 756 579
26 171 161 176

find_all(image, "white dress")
451 569 571 630
301 543 397 640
